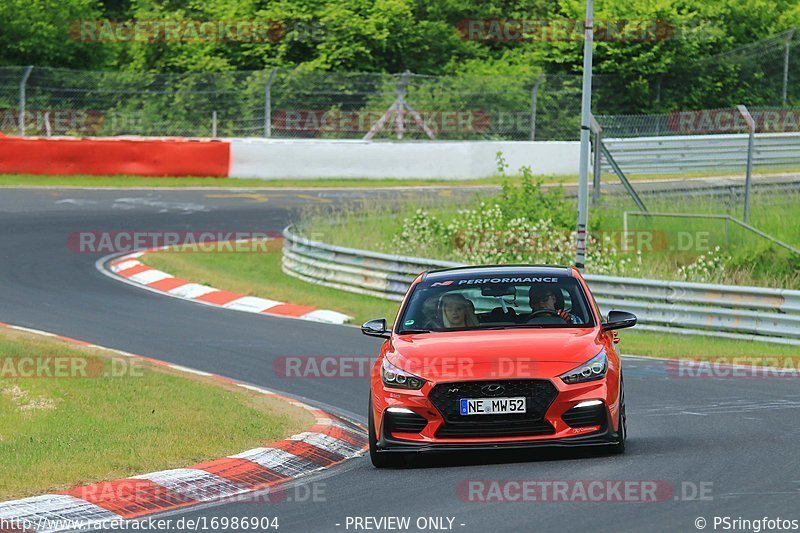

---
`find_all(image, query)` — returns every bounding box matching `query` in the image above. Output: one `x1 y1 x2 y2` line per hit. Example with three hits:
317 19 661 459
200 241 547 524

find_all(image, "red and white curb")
0 322 366 533
102 246 352 325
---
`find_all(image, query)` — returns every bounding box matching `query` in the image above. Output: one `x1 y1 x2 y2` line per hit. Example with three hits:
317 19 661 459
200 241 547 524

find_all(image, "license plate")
459 397 526 415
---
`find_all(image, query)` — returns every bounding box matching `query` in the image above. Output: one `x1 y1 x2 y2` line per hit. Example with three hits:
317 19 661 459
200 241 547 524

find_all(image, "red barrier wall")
0 137 230 177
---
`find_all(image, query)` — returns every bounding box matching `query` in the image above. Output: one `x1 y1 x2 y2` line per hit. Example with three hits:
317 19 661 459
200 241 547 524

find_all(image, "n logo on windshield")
431 280 454 287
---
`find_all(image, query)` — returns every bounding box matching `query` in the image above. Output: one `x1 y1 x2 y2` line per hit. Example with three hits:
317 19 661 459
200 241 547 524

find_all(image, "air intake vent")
385 410 428 434
562 403 607 428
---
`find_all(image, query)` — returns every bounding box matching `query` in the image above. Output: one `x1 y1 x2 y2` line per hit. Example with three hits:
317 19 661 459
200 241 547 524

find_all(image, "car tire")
368 395 407 468
609 377 626 454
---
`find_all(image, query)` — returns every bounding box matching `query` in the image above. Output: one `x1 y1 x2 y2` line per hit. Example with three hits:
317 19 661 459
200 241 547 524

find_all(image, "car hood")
386 328 605 381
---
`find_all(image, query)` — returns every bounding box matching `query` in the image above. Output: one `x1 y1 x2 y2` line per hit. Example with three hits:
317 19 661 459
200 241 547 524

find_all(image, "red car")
362 265 637 467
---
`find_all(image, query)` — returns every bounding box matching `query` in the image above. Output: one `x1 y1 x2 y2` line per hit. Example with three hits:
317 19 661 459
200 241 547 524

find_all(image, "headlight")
560 351 607 384
381 359 425 390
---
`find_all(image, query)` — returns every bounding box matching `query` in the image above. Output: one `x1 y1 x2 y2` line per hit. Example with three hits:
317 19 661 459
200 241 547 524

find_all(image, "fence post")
783 28 796 106
724 216 729 246
396 71 410 140
530 74 544 141
736 105 755 222
590 115 602 205
264 68 278 137
19 66 33 136
212 110 218 138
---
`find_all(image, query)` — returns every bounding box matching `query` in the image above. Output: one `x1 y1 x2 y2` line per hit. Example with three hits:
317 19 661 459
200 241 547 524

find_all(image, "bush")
725 243 800 286
496 167 575 229
676 246 731 283
391 177 643 276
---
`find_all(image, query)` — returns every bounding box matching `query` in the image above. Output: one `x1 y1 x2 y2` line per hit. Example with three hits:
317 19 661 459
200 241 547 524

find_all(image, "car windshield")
397 273 594 332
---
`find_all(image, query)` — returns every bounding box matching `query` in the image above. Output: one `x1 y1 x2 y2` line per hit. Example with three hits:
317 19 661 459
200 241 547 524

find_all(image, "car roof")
423 264 573 281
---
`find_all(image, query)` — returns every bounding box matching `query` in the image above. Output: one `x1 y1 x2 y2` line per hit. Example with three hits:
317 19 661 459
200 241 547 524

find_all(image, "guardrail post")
736 105 755 222
19 66 33 136
264 68 278 137
530 74 544 141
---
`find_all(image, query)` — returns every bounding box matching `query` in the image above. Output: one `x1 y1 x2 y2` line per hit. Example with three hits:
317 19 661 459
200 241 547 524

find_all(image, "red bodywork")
369 266 622 449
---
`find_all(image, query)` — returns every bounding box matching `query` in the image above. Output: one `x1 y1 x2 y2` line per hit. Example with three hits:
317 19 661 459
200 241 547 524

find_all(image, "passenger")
441 293 479 328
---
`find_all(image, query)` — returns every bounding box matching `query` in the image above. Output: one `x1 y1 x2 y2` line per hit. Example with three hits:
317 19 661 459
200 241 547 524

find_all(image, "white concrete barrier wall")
228 139 580 179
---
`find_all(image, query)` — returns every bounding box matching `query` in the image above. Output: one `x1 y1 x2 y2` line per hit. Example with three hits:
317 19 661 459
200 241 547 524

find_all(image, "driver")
528 284 583 324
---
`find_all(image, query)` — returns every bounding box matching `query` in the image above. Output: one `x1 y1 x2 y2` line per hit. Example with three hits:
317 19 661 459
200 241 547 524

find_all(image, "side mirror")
361 318 391 339
602 310 637 331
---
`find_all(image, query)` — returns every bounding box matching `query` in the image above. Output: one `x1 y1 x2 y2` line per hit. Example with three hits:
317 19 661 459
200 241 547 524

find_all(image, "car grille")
384 410 428 434
562 403 607 428
429 379 558 438
436 419 555 438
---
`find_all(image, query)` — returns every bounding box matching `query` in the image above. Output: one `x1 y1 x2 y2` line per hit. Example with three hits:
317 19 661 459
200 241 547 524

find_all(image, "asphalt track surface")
1 187 798 533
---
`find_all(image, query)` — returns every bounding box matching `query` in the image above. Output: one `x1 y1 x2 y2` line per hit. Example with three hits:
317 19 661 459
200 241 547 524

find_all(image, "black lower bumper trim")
377 411 619 454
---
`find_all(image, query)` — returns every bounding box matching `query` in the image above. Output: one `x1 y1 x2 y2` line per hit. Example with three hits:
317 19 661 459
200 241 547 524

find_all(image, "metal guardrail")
602 132 800 174
282 226 800 345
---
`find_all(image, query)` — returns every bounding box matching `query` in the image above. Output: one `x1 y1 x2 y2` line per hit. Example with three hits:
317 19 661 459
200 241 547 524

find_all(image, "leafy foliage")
2 0 799 110
496 167 574 229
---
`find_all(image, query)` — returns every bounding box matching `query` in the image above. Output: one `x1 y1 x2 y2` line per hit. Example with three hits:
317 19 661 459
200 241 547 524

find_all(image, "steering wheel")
526 309 561 323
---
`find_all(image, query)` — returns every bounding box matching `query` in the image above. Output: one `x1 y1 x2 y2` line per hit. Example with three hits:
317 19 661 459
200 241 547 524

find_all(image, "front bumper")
374 374 619 451
376 409 620 454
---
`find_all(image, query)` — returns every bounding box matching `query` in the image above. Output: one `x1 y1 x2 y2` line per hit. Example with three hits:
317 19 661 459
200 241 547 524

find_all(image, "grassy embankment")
0 327 312 500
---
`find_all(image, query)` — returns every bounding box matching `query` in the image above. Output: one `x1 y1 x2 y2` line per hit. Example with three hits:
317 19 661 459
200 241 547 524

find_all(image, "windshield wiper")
396 328 432 334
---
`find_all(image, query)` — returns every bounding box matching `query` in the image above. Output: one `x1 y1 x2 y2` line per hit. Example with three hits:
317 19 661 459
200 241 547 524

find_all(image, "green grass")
618 330 800 360
0 165 796 189
300 201 461 259
140 247 798 361
141 248 400 325
0 173 515 189
0 328 312 500
594 189 800 287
